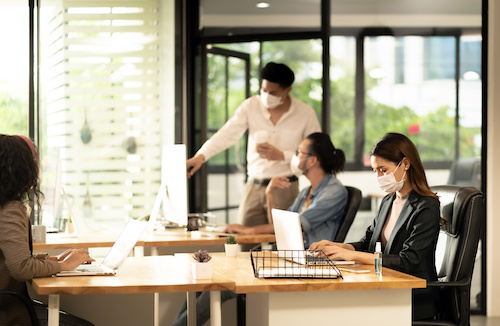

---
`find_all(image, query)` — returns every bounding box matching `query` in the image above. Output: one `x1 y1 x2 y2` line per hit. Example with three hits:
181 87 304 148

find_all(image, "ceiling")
199 0 482 29
200 0 481 16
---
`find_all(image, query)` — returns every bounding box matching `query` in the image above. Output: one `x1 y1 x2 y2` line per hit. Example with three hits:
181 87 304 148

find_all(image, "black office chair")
447 158 481 189
334 186 362 242
0 290 40 326
413 185 484 326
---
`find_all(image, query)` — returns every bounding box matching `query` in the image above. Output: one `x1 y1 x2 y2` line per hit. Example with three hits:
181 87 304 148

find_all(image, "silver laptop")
56 219 147 276
271 209 355 265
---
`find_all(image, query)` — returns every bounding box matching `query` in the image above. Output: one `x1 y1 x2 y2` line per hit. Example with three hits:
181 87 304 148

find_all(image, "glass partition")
38 0 164 229
0 2 29 136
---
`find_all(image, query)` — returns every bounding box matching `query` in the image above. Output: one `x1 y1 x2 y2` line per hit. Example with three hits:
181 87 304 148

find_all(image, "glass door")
198 46 250 224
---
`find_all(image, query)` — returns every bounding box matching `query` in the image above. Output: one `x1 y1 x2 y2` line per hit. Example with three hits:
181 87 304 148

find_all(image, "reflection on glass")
206 52 248 223
39 1 163 227
364 35 480 161
459 35 482 159
0 3 29 135
330 36 356 162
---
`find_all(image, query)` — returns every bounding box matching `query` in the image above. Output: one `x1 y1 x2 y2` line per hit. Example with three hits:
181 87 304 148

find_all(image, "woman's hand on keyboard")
58 249 95 271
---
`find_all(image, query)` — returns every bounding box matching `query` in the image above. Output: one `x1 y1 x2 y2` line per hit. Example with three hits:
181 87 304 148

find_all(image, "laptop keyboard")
76 265 104 273
305 255 332 265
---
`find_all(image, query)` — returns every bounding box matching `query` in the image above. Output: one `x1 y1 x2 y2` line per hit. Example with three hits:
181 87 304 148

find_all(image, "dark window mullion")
455 34 461 160
354 35 365 168
224 57 230 223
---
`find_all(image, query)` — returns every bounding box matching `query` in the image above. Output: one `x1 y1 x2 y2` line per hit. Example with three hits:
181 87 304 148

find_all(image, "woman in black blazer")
310 132 440 321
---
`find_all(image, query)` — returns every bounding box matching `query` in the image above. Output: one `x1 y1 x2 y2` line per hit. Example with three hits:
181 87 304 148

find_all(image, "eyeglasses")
295 149 313 156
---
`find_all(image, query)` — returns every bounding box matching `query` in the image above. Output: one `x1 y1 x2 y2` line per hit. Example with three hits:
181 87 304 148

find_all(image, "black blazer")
350 190 440 282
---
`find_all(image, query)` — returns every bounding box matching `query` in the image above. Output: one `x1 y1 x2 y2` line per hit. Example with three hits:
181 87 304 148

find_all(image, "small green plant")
193 250 212 263
225 235 237 244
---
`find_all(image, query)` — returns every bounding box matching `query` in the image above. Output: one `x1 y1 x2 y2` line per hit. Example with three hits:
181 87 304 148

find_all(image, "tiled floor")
471 315 500 326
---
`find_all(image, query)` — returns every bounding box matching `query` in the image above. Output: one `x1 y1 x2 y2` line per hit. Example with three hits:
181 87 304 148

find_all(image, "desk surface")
181 252 426 293
33 229 275 250
31 256 233 295
143 232 275 247
31 253 425 296
33 231 134 250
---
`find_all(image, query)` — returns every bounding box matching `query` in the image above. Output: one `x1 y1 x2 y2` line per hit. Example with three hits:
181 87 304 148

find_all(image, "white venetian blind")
42 0 161 225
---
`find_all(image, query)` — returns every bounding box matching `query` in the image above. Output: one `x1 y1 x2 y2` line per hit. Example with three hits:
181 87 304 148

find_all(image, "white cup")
32 225 47 243
254 130 269 144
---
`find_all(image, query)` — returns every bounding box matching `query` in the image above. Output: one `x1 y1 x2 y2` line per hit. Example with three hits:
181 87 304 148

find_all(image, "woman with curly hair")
0 134 94 326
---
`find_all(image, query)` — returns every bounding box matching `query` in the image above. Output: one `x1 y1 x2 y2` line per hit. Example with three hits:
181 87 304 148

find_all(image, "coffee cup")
254 130 269 144
32 225 47 243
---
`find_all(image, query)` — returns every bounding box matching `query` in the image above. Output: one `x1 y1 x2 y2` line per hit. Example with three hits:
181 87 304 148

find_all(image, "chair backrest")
0 290 39 326
447 158 481 189
433 185 483 283
334 186 362 242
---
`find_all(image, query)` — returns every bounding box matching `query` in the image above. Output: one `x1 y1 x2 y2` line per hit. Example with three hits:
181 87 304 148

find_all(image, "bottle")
375 242 383 275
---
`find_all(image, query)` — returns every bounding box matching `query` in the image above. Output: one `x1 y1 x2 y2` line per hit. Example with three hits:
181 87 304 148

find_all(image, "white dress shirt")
196 94 321 179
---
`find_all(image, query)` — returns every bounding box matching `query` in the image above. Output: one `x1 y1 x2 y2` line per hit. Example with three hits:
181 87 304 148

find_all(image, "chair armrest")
426 277 471 289
412 321 457 326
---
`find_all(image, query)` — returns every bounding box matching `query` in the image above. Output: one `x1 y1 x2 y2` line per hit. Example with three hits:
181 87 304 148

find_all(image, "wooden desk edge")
34 241 147 250
34 233 275 250
234 278 426 294
30 279 235 296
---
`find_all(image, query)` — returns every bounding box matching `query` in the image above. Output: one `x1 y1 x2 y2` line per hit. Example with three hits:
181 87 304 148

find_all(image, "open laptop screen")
102 219 147 270
272 209 308 264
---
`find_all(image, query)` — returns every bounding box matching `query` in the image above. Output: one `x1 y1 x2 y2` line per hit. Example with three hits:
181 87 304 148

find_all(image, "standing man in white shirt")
186 62 321 227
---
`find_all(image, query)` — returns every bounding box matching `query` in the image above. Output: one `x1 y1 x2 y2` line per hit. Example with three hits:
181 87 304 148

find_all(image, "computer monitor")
40 148 64 231
147 144 188 232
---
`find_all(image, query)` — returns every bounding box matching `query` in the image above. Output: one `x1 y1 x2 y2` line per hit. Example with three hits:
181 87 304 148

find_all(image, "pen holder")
187 215 202 231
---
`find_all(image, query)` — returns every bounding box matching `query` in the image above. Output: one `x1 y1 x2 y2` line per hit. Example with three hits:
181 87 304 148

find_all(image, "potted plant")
192 250 212 279
224 235 238 257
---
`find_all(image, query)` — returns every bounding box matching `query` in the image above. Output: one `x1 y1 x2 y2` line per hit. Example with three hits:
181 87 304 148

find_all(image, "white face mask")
290 154 310 176
260 91 284 109
377 162 407 193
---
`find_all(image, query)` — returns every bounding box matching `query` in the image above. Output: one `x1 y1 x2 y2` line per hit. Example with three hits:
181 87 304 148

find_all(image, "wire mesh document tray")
250 250 343 279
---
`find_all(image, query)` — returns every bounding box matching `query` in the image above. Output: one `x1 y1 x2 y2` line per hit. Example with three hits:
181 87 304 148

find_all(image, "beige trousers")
237 179 299 227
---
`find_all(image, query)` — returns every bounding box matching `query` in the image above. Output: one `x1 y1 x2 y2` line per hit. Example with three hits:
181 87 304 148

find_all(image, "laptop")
56 219 147 276
271 209 355 266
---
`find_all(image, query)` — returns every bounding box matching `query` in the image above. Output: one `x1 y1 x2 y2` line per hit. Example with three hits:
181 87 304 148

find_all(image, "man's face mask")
290 154 311 176
260 91 285 109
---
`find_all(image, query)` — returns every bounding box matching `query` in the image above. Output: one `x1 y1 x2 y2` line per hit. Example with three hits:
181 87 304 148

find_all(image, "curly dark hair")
0 134 43 210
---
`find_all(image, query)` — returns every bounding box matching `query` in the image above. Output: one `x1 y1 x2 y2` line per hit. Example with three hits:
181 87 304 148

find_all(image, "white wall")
160 0 177 146
487 0 500 317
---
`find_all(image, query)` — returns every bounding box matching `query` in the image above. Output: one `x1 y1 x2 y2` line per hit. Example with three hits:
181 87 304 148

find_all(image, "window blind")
42 0 161 224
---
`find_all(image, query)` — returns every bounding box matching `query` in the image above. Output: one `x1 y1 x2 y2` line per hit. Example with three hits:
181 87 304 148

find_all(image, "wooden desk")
32 231 135 250
33 230 274 326
215 252 426 326
33 229 275 252
31 256 233 326
32 252 423 326
143 232 275 255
